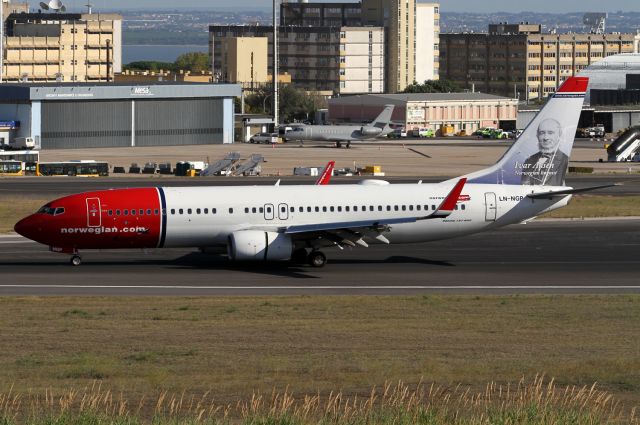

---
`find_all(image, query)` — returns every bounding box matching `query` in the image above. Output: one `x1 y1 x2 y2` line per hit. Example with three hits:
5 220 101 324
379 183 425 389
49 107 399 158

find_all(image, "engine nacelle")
227 231 293 262
360 126 382 136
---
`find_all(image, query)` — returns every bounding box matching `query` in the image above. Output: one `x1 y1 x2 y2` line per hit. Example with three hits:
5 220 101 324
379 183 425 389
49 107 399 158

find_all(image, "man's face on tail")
536 118 562 154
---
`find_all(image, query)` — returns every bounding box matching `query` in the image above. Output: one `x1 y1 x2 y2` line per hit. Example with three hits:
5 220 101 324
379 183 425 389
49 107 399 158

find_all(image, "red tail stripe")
440 178 467 211
557 77 589 93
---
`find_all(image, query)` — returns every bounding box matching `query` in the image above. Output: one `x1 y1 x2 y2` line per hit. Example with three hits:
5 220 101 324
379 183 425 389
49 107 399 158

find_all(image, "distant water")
123 45 209 64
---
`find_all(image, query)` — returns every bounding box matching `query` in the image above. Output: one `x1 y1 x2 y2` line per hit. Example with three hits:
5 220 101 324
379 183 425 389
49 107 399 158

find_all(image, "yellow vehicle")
36 161 109 177
0 160 24 176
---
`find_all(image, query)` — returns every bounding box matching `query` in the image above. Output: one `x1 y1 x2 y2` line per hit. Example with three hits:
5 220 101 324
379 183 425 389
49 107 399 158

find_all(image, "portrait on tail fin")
520 118 569 186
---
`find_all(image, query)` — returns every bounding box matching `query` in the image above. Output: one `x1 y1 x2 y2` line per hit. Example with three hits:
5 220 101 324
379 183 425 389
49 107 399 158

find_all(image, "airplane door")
278 203 289 220
86 197 102 227
484 192 497 221
264 204 274 220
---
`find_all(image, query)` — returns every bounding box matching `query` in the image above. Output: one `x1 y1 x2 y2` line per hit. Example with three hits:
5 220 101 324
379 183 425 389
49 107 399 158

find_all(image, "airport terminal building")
0 83 240 149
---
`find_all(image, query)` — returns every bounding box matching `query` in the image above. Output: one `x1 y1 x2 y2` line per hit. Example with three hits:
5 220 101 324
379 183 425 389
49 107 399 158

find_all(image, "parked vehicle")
410 128 435 138
250 132 279 144
387 128 407 138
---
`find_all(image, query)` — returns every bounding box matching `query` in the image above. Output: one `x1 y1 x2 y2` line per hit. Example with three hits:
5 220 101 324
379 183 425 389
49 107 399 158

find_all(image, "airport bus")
36 161 109 177
0 160 24 176
0 151 39 175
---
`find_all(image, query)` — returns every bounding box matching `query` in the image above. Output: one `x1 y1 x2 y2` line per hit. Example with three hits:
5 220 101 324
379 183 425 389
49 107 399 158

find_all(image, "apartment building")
280 2 362 27
209 25 384 95
361 0 416 93
415 3 440 82
216 37 268 88
3 13 122 83
440 23 640 99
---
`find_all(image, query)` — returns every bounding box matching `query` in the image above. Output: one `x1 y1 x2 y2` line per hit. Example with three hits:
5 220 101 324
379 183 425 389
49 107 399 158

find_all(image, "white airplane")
15 77 610 267
285 105 395 148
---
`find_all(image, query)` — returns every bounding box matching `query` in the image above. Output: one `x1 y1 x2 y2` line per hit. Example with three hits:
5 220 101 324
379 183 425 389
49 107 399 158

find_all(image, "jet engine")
360 126 382 136
227 231 293 261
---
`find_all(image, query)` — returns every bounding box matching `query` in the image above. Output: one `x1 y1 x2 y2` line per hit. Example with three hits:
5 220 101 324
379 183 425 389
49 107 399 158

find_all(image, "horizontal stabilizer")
526 183 617 199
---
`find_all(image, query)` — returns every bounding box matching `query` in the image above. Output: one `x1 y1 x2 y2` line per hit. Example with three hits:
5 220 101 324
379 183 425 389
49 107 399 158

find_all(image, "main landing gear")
70 255 82 266
291 249 327 268
335 141 351 149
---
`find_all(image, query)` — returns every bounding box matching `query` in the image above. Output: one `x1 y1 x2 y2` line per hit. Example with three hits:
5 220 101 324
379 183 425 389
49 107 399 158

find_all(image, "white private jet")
15 77 611 267
285 105 395 148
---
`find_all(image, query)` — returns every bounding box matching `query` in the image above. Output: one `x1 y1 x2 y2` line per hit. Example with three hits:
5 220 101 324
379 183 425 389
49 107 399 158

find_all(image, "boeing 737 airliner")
15 77 609 267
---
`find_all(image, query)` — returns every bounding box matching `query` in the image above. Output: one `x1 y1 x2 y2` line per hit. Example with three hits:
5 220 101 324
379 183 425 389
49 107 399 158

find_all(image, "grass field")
0 295 638 423
1 194 639 234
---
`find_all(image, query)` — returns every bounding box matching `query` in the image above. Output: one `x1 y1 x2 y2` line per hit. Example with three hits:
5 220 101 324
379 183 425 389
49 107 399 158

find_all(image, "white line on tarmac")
0 285 639 290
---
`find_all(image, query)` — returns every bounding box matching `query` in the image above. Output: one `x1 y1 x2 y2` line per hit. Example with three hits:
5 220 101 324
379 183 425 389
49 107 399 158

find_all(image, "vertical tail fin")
465 77 588 186
315 161 335 185
371 105 395 130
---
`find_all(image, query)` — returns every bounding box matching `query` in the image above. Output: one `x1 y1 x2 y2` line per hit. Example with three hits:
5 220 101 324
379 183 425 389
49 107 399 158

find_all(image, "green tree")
174 52 210 73
123 61 176 72
240 85 327 122
402 79 462 93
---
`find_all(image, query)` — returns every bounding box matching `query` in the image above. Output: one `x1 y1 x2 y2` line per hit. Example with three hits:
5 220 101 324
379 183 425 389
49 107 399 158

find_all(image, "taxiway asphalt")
1 219 638 296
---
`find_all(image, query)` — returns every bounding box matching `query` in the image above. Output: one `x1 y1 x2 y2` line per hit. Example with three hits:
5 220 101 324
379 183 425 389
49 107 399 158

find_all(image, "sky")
63 0 640 13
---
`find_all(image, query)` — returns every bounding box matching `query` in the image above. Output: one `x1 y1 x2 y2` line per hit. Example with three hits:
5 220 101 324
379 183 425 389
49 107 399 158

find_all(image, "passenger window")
290 206 295 213
139 209 144 215
213 208 217 214
454 205 458 210
346 206 350 212
394 206 399 211
108 210 113 216
378 206 382 211
354 206 358 211
155 209 159 215
409 205 414 211
124 210 129 216
229 208 234 214
329 206 334 212
258 208 262 213
432 205 436 210
417 205 421 211
116 210 121 216
245 208 249 213
387 206 391 211
362 205 366 210
299 207 304 212
171 209 175 215
131 209 136 215
147 209 152 215
315 207 319 212
188 208 192 214
179 209 183 215
424 205 429 210
402 206 406 211
266 206 272 213
337 206 342 212
369 206 374 211
462 205 466 210
197 208 201 214
204 208 209 214
252 207 257 213
323 207 327 212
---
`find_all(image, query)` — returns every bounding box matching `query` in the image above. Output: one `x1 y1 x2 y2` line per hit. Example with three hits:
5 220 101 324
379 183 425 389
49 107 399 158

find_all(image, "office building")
210 25 384 95
440 23 640 99
330 92 518 134
415 3 440 82
361 0 416 93
3 12 122 83
280 2 361 27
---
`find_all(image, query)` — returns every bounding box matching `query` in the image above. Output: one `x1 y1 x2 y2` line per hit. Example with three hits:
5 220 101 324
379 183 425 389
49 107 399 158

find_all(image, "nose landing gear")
70 255 82 266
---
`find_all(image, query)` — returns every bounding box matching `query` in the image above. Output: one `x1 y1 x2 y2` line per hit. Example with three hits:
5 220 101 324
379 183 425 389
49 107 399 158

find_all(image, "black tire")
291 248 308 264
336 141 342 148
307 251 327 268
70 255 82 266
346 141 351 149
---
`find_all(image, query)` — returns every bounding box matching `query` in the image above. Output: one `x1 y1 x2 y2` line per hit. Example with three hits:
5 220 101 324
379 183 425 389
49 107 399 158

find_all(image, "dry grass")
0 376 636 424
0 196 48 233
0 296 639 413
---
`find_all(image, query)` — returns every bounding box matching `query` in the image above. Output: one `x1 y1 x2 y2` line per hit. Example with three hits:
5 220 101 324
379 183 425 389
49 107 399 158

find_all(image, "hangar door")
41 101 132 149
135 98 225 146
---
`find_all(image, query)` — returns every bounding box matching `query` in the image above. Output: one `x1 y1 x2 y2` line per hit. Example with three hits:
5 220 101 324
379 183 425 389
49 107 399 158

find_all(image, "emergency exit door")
484 193 497 221
86 197 102 227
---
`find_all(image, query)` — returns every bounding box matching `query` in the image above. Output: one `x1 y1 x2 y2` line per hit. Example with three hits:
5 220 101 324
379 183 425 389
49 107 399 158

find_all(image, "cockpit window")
54 207 65 216
36 205 65 216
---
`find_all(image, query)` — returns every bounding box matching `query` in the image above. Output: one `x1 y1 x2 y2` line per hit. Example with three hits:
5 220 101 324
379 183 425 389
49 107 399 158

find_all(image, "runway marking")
0 285 639 290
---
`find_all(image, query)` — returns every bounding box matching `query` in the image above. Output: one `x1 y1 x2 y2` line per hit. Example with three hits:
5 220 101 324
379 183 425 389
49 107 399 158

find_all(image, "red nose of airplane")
14 215 41 241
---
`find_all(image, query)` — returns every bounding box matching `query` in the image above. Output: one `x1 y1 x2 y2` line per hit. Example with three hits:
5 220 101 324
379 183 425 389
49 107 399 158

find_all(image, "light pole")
272 0 278 129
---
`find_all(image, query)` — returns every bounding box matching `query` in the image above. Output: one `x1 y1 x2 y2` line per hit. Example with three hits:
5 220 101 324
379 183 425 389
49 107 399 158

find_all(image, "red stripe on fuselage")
30 188 162 250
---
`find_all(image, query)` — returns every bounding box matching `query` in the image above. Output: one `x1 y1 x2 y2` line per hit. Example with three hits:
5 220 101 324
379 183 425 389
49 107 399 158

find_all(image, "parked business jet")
15 77 610 267
285 105 394 148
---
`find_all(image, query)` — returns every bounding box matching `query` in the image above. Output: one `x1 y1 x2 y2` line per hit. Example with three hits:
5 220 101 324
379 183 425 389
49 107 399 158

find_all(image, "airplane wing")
315 161 335 185
280 179 466 249
526 183 617 199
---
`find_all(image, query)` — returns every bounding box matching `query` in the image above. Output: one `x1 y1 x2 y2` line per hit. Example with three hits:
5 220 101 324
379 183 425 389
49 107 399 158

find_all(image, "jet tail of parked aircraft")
371 105 394 130
464 77 588 186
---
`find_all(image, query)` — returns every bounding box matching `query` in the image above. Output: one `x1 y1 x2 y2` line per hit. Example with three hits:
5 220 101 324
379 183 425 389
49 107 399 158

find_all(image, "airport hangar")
0 83 241 149
328 92 518 134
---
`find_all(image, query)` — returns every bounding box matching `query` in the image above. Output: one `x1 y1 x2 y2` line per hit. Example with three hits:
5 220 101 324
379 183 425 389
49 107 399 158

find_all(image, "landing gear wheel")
291 248 308 264
346 141 351 149
307 251 327 268
70 255 82 266
336 141 342 148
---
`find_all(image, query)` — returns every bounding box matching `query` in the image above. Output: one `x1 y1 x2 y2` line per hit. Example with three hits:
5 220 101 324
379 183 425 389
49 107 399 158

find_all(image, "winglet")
315 161 335 185
422 178 467 219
